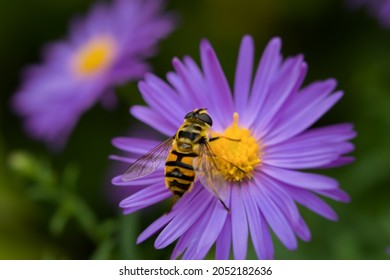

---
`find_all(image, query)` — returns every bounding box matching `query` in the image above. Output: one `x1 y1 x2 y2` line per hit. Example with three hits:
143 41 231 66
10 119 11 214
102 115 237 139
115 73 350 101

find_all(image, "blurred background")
1 0 390 259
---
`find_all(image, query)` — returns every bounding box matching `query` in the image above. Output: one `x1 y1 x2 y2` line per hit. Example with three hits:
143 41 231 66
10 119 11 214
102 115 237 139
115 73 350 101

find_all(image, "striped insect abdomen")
164 150 197 197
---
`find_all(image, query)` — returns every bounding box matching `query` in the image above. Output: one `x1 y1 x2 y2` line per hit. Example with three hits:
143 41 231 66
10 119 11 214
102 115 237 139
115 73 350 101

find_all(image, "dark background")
1 0 389 259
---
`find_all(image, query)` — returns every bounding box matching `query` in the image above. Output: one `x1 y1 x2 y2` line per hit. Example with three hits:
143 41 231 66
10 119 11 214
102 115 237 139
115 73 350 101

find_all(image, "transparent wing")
193 142 230 210
122 136 175 181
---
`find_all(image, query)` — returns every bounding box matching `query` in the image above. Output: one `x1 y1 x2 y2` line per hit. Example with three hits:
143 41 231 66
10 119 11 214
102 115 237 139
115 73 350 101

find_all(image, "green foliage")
6 151 142 259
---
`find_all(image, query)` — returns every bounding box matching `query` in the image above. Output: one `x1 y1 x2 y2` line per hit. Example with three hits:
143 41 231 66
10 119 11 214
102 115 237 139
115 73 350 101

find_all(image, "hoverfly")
122 108 242 211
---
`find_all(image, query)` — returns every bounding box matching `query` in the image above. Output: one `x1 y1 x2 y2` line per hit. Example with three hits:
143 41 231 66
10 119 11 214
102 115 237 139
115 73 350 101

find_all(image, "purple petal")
181 246 198 260
182 56 205 87
137 212 175 244
260 165 339 190
141 73 190 119
111 137 161 154
379 2 390 27
265 140 355 158
154 187 213 249
231 184 248 259
177 207 214 260
320 156 355 168
234 35 254 113
138 77 184 127
200 40 234 128
14 75 79 113
263 132 355 169
258 175 310 241
137 184 201 244
109 155 136 164
255 55 306 135
119 183 171 210
131 105 178 136
181 199 224 260
110 60 149 84
253 177 297 250
270 91 344 145
284 185 339 221
294 218 311 241
143 73 177 97
284 123 357 145
83 2 110 36
315 188 351 203
171 195 221 259
263 151 354 169
216 214 232 260
263 155 339 169
170 58 205 109
23 106 81 150
111 173 162 186
277 79 337 121
170 232 189 259
241 184 274 259
263 80 342 145
195 193 229 257
244 37 282 126
260 175 300 225
99 89 118 110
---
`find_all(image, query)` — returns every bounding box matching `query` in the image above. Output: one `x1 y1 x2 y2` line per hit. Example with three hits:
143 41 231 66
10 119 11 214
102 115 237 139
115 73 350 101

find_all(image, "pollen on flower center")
72 36 116 77
209 113 261 182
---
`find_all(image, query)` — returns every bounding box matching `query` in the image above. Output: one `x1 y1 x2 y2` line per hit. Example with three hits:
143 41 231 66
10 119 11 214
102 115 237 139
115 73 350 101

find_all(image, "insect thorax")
174 120 208 152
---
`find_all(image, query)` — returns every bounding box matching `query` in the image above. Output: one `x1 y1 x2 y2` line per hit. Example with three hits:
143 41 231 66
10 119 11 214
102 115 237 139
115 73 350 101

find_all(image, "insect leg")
205 140 248 176
209 136 241 142
219 198 230 212
216 156 247 176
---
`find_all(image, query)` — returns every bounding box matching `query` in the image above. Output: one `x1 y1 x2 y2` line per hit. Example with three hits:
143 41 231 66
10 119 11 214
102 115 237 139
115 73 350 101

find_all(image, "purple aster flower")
13 0 174 149
347 0 390 27
111 35 356 259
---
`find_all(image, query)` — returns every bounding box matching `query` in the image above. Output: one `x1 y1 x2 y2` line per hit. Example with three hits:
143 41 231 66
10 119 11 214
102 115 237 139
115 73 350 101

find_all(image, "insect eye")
198 113 213 126
184 111 194 119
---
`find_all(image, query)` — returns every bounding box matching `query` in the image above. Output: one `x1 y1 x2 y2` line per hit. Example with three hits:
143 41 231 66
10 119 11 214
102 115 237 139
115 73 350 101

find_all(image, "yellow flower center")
209 113 261 182
72 36 116 77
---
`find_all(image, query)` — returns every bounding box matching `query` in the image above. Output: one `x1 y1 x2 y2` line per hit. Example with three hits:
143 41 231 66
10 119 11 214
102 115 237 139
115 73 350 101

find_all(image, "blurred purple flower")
347 0 390 27
111 36 356 259
13 0 175 149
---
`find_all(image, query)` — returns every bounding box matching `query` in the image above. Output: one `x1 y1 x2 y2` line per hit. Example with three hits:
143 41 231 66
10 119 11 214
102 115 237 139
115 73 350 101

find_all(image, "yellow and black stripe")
165 150 197 197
